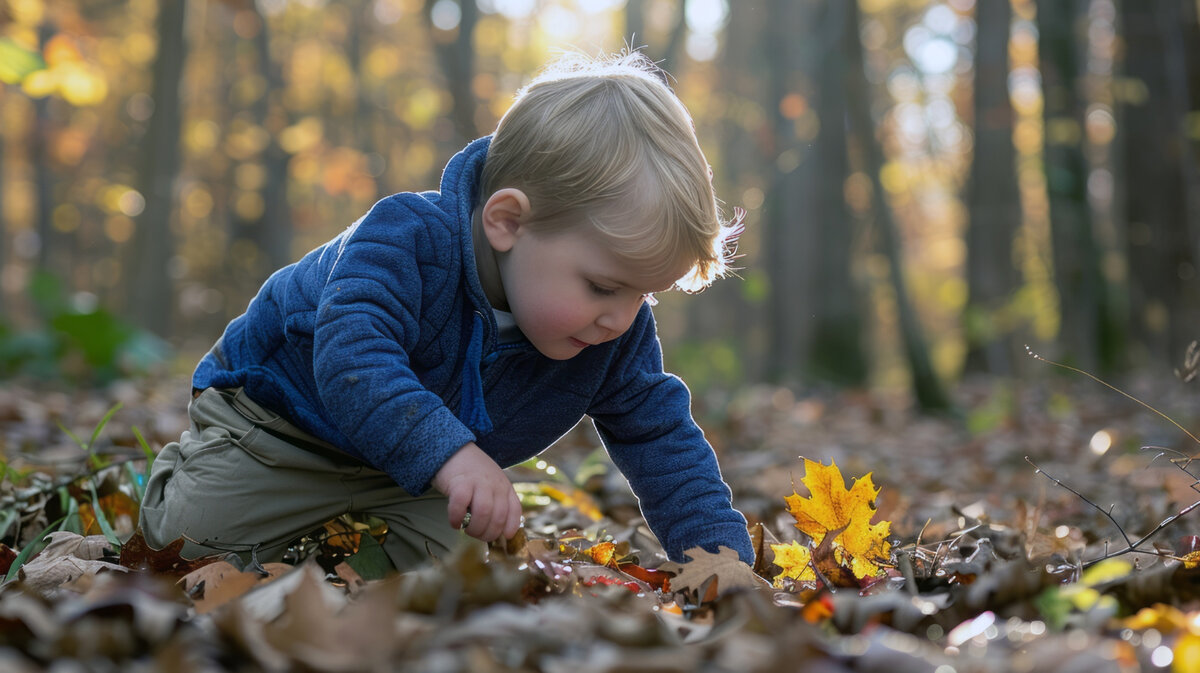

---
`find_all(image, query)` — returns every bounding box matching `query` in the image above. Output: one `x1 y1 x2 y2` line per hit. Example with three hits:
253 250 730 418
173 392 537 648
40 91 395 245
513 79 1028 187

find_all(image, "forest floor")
2 368 1200 672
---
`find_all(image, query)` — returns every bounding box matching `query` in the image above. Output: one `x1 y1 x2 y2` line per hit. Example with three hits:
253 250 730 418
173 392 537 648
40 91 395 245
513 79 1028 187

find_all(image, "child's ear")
480 188 531 253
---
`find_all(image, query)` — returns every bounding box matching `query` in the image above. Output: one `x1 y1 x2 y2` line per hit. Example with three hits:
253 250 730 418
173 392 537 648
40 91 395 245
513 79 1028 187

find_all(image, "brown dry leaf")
660 546 768 600
17 532 128 594
236 562 346 624
261 564 400 671
180 560 291 614
334 561 366 593
748 522 779 577
118 529 221 577
784 458 892 581
0 543 18 577
36 532 112 561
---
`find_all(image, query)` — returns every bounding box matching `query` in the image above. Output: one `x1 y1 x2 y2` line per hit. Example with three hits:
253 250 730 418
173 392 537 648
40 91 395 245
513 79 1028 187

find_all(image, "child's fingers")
478 491 509 541
446 490 470 530
465 488 504 540
503 489 522 539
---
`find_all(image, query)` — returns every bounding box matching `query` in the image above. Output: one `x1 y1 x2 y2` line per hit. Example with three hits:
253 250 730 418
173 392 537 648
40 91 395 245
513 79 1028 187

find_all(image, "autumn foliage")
771 458 893 587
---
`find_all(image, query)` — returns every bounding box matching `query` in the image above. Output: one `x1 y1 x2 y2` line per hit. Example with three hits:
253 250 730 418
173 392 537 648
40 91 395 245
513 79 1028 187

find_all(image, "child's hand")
432 442 522 542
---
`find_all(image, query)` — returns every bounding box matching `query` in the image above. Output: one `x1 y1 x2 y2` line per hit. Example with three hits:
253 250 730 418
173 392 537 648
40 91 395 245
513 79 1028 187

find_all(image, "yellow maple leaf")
770 540 815 586
784 458 892 581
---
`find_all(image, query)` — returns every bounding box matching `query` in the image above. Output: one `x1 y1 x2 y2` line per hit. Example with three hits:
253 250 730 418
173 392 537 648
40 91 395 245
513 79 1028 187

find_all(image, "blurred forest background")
0 0 1198 410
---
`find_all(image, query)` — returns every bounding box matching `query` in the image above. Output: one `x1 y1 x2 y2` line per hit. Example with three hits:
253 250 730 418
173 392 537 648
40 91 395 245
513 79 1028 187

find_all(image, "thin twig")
1083 498 1200 568
1025 457 1134 548
1026 346 1200 451
1029 456 1200 567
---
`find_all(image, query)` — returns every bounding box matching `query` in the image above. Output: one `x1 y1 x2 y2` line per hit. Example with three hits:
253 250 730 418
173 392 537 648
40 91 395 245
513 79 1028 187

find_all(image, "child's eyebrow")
595 274 670 294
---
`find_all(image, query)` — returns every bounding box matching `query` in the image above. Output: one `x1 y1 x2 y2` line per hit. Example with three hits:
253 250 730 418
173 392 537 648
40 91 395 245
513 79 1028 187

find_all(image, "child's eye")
588 281 617 296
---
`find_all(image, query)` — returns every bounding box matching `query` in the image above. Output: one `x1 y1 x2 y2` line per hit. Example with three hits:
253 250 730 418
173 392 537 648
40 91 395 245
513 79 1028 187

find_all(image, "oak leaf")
660 546 768 600
782 458 892 582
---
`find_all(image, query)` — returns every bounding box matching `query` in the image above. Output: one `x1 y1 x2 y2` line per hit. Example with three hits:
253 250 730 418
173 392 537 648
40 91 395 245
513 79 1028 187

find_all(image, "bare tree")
124 0 187 337
844 0 950 411
963 0 1021 375
1118 0 1200 365
425 0 479 147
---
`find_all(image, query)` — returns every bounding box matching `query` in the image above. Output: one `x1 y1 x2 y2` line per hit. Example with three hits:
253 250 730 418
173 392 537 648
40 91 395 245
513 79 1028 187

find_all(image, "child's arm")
590 307 754 564
432 441 523 541
310 200 491 507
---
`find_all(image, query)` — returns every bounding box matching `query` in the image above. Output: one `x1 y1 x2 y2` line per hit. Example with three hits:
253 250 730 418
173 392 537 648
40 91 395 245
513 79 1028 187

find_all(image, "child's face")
497 226 685 360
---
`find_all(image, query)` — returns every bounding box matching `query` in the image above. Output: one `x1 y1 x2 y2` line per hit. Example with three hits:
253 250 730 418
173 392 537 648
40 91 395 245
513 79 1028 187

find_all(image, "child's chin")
533 344 582 360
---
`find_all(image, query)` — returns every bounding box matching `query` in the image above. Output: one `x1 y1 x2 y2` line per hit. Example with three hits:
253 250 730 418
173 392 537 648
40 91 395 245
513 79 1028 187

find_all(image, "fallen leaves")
772 458 893 586
659 546 768 601
15 531 126 594
7 378 1200 671
118 529 218 577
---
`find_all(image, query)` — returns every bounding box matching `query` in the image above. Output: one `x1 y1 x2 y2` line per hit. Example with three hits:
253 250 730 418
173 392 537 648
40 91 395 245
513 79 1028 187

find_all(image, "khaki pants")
139 388 472 571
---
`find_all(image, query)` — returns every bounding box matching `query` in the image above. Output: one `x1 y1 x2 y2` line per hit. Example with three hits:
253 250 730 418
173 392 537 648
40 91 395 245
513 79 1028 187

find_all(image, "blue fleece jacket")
193 136 753 564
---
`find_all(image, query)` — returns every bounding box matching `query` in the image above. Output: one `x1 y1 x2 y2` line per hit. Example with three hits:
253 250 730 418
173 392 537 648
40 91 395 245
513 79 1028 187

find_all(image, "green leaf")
0 38 46 86
344 532 393 581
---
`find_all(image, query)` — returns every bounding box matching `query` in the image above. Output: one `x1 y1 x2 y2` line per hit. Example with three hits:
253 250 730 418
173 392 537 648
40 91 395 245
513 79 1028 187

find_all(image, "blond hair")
479 51 742 292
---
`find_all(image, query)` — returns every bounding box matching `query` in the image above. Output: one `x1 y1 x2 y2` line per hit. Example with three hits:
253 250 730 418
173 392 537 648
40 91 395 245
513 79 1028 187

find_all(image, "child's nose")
596 298 641 336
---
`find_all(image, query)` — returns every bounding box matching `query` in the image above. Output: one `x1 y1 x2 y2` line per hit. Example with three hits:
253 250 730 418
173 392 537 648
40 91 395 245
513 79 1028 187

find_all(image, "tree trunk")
624 0 645 49
762 0 815 385
125 0 187 337
1119 0 1200 366
0 131 5 314
33 25 56 277
251 3 293 273
425 0 478 147
844 0 950 411
963 0 1021 375
622 0 685 71
804 0 868 387
1038 0 1118 371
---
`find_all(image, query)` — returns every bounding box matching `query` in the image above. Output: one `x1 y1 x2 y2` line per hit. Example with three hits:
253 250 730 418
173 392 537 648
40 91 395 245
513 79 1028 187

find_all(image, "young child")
139 51 754 572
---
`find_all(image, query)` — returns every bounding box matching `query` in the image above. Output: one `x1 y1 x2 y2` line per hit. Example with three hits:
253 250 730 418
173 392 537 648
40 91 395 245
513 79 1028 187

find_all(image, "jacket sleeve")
312 204 475 495
588 305 753 564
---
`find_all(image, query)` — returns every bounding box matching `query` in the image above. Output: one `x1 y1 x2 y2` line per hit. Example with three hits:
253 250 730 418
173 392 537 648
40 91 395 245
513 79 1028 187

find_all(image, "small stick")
1028 456 1200 567
1026 346 1200 452
1025 457 1134 548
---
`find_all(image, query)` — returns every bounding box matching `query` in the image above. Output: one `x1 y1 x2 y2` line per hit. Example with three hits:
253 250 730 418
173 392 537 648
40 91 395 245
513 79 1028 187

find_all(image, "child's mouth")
569 337 590 349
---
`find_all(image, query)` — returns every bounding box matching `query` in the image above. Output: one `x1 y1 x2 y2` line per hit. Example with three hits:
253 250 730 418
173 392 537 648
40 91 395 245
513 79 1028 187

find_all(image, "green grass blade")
4 516 68 584
86 480 121 547
0 508 16 541
87 403 123 452
56 421 86 451
132 425 154 475
59 488 81 534
124 462 144 502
